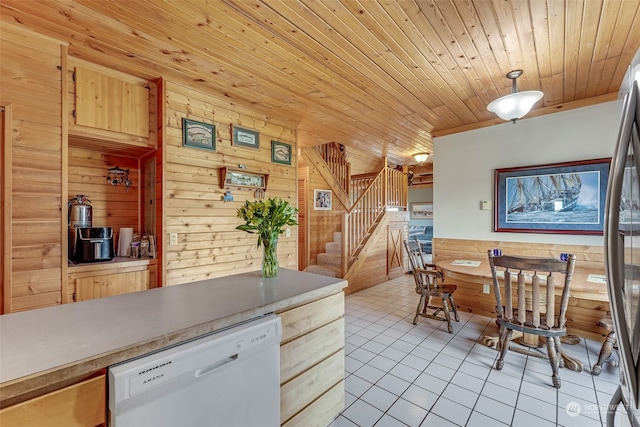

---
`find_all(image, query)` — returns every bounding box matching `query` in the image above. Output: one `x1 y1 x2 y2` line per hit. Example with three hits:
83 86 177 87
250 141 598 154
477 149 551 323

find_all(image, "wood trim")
2 104 12 314
60 44 69 304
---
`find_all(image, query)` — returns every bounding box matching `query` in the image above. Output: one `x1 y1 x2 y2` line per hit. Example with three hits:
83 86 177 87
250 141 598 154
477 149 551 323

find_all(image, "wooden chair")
487 250 576 389
591 314 618 375
404 239 459 333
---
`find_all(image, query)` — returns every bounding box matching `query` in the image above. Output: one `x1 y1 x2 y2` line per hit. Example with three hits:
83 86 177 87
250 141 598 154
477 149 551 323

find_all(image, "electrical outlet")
169 233 178 245
285 228 291 238
483 284 490 294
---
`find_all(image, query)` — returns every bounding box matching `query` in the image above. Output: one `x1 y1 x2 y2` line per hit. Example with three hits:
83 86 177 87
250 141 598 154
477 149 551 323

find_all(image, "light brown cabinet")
277 291 345 427
74 66 149 137
67 58 157 157
0 375 105 427
68 259 156 302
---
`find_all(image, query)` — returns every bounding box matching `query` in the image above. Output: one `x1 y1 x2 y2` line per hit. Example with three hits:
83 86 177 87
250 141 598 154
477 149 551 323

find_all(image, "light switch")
169 233 178 245
481 200 492 210
285 228 291 238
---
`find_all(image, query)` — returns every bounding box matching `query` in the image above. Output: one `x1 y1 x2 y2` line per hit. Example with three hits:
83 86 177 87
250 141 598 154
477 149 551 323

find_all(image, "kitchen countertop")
68 256 156 272
0 268 347 403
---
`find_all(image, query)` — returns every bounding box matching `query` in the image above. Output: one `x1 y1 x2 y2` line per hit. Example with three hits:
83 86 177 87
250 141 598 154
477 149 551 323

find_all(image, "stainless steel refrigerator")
605 46 640 426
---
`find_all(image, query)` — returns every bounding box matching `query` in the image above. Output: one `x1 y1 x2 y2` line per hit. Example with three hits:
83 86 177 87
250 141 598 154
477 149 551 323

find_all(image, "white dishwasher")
108 314 282 427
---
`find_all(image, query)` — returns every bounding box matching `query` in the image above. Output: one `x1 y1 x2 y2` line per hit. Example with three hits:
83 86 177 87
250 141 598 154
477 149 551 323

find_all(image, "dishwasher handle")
194 354 238 378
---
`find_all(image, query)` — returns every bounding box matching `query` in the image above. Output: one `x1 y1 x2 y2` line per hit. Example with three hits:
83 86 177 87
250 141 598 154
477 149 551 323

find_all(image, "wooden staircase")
304 144 408 278
305 231 342 277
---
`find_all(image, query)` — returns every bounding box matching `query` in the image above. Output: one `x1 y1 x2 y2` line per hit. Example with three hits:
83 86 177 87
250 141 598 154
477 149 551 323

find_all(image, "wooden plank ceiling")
1 0 639 175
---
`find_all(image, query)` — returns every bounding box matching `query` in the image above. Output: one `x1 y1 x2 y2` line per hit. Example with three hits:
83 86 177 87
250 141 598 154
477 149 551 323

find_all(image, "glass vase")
261 238 279 278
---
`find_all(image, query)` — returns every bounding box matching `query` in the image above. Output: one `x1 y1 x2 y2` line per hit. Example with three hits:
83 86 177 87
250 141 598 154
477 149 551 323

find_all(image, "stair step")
326 242 341 255
305 265 340 278
333 231 342 243
317 253 341 268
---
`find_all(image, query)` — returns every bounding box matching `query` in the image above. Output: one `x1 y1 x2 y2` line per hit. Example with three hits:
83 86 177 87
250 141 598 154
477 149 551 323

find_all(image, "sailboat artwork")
494 158 610 234
505 171 599 224
507 173 582 214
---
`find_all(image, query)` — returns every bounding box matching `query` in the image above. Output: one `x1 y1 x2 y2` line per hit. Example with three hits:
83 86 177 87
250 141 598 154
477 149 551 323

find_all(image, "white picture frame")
314 189 332 210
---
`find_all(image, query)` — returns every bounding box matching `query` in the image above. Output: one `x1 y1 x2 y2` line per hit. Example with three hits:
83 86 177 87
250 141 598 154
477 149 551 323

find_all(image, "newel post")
382 156 388 207
341 214 348 277
402 164 409 208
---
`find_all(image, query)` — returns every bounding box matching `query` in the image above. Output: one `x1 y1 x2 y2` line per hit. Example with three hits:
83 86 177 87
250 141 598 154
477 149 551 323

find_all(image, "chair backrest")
487 251 576 330
404 239 441 293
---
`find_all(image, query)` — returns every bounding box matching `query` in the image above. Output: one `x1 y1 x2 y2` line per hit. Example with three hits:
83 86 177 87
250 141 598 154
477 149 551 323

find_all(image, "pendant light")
487 70 543 124
413 153 429 163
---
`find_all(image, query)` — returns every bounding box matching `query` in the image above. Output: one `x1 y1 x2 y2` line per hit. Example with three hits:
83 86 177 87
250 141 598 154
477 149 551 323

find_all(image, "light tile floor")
329 275 629 427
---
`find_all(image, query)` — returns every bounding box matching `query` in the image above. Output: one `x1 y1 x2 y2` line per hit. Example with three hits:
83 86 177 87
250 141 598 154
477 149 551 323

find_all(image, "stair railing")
341 166 406 274
350 173 376 205
315 143 350 195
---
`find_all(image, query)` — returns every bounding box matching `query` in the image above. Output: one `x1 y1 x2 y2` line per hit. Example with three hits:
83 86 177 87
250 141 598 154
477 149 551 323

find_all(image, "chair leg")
546 337 561 389
591 331 616 376
448 294 460 322
495 326 512 371
441 297 453 333
414 294 426 325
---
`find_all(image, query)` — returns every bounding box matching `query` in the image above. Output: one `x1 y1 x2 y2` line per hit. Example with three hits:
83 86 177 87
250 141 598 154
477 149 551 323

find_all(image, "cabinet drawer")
281 349 344 423
282 381 344 427
0 375 105 427
278 292 344 344
280 317 344 384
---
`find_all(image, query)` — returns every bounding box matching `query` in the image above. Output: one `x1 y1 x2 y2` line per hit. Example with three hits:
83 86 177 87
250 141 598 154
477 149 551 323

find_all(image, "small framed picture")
231 124 260 149
314 189 332 210
271 140 292 165
410 202 433 219
182 118 216 151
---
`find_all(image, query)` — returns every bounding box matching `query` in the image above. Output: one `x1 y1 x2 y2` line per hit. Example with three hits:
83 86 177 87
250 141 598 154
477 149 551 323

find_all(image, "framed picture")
494 158 611 235
182 118 216 151
410 202 433 219
231 124 260 149
314 189 332 210
271 140 292 165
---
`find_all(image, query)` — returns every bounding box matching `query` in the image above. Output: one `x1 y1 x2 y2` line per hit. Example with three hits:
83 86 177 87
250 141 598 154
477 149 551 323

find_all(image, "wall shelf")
220 167 268 190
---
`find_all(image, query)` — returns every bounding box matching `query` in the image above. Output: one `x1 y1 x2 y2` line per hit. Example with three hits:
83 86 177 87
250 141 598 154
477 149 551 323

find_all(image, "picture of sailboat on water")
494 158 610 234
505 171 600 224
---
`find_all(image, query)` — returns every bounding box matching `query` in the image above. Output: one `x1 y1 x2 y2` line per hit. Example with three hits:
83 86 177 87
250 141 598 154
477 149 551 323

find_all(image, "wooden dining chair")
487 250 577 388
404 240 459 333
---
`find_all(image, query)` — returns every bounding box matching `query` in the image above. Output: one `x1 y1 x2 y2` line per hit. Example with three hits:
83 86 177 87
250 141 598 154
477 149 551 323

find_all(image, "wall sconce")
413 153 429 163
487 70 543 123
106 167 131 190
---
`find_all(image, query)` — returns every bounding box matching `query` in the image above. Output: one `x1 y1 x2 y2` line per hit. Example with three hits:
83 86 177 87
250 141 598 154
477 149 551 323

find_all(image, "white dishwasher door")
108 314 282 427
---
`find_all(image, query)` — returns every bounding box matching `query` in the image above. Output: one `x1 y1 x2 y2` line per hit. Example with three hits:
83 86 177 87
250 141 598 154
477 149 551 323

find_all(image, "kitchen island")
0 268 347 427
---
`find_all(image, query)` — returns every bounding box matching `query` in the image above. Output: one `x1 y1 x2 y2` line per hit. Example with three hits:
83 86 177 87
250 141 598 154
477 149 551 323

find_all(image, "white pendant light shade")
487 70 543 123
487 90 543 122
413 153 429 163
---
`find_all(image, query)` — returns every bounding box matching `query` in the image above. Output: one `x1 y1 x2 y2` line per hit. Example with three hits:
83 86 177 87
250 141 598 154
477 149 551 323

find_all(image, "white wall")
433 101 622 245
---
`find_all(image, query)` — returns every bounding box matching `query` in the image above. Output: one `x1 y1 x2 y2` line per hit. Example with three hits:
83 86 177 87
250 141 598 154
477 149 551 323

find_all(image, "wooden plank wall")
163 81 298 286
345 212 409 295
432 238 605 270
67 147 140 233
0 24 63 313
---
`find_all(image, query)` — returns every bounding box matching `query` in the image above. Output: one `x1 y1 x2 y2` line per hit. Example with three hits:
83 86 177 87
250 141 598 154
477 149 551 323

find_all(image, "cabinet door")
75 67 149 137
0 375 105 427
76 270 149 301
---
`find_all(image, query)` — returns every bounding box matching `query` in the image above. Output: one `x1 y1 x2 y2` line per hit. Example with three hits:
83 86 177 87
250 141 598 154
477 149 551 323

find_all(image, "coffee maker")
68 195 114 262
